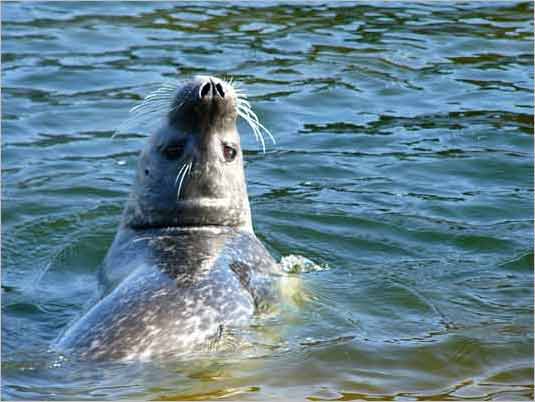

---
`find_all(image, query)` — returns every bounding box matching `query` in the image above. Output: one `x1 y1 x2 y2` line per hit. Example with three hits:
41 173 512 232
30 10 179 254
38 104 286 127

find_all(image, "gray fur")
56 76 280 360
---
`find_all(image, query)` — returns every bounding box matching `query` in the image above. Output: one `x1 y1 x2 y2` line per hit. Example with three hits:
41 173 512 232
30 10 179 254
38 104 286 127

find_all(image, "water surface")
2 1 534 400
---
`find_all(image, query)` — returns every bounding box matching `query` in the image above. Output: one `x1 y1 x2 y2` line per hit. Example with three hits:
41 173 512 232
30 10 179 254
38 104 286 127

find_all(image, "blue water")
2 2 533 400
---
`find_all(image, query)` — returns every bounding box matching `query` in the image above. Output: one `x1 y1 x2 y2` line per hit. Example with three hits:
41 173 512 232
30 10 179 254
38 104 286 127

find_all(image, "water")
2 1 533 400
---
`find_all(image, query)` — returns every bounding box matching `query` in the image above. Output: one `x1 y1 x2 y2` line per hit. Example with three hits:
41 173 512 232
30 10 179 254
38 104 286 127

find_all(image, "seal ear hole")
223 144 237 162
145 169 150 176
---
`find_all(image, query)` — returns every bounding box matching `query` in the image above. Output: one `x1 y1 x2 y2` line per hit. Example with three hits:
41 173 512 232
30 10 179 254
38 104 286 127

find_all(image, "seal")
56 76 282 360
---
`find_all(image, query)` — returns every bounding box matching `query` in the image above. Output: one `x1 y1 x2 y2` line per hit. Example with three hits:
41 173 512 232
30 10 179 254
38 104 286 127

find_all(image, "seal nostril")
215 83 225 98
200 82 211 99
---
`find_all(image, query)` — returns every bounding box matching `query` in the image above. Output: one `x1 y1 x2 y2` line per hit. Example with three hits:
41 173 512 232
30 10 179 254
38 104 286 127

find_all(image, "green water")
2 1 533 400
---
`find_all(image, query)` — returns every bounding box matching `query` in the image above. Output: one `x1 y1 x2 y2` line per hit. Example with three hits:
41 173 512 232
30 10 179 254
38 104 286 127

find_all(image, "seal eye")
163 144 184 160
223 144 237 162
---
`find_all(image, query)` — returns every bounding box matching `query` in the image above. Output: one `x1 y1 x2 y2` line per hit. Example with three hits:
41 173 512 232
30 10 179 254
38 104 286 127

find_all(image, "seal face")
124 75 252 230
56 76 281 360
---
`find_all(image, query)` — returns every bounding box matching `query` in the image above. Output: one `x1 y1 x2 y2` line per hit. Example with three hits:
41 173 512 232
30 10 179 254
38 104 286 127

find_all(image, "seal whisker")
183 160 194 197
114 81 181 137
236 95 251 106
117 108 165 130
139 96 174 104
186 160 193 178
236 104 258 130
131 100 171 110
127 109 168 121
237 108 262 140
175 160 189 186
237 105 264 144
237 100 276 146
129 102 173 118
137 91 177 105
176 166 189 199
175 159 194 200
128 106 168 118
246 111 276 145
133 101 172 111
236 99 260 125
236 101 277 152
237 102 255 119
237 107 265 152
132 236 152 243
169 99 186 113
145 88 177 97
222 75 232 87
131 99 173 112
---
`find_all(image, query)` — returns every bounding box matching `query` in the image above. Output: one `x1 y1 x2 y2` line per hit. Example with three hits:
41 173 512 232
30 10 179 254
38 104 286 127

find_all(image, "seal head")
123 76 252 231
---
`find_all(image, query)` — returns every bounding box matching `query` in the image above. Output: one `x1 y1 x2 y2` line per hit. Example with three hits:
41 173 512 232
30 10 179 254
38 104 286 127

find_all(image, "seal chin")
172 197 252 229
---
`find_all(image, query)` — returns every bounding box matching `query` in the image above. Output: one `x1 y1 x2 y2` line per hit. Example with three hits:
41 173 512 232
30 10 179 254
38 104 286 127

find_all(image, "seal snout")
198 77 226 101
190 76 237 127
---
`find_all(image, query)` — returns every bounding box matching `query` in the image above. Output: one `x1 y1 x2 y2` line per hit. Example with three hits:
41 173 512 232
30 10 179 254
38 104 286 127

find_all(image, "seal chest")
56 76 281 360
